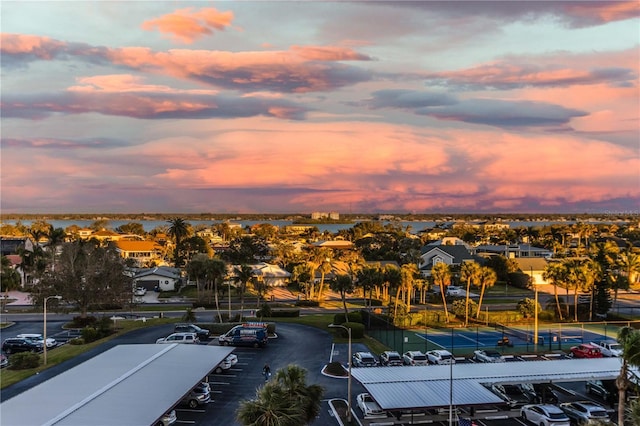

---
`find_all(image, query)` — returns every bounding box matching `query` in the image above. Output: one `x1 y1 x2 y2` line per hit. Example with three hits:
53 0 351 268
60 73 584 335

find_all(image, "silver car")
155 332 199 344
559 401 611 424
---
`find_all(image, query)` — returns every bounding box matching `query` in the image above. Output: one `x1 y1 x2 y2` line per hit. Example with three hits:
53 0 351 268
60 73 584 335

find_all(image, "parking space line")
209 381 230 385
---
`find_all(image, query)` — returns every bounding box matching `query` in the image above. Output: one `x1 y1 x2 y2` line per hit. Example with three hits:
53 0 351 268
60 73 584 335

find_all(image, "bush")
331 322 365 339
8 352 40 370
71 315 97 328
451 299 478 318
69 337 85 345
333 311 363 325
257 303 272 318
295 300 319 307
81 327 100 343
325 361 348 376
517 298 541 318
270 309 300 318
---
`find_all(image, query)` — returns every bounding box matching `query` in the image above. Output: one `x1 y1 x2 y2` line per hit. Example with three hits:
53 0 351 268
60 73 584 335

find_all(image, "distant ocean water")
1 218 624 234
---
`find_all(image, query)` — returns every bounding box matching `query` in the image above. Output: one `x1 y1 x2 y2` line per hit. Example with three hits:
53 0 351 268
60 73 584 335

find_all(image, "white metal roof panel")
365 380 504 410
351 358 637 411
1 344 233 426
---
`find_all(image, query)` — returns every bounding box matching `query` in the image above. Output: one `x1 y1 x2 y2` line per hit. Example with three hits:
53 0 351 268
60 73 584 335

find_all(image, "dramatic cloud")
142 7 235 44
1 2 638 214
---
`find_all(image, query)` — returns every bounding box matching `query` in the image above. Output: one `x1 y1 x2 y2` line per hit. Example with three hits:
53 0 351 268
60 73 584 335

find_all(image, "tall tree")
616 326 640 426
205 258 227 322
329 274 355 324
431 262 452 323
236 364 323 426
168 217 191 267
356 264 383 307
460 261 481 326
235 264 254 322
37 241 131 317
475 266 497 320
543 261 566 320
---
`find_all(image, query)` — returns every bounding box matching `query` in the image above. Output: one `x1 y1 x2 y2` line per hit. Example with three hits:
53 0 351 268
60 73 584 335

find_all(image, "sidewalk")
2 291 33 306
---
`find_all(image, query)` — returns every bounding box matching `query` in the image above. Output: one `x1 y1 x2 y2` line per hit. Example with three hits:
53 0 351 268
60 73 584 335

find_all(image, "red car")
569 343 603 358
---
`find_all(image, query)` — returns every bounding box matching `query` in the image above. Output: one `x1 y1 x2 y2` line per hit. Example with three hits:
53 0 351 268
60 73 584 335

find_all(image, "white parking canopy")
1 344 234 426
351 358 635 411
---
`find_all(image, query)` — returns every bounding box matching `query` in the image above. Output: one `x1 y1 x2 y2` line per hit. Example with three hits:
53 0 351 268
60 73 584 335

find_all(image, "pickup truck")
590 340 622 357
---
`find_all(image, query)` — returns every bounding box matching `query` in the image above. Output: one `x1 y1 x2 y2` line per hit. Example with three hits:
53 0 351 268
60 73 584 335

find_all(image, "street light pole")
329 324 352 424
44 295 62 365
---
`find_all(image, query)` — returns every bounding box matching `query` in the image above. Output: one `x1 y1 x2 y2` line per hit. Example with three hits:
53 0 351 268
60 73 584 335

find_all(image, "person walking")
262 363 271 381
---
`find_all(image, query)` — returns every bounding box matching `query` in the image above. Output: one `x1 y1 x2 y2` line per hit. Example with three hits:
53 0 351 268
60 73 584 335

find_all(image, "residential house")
115 240 164 266
132 267 181 292
474 244 552 259
251 262 291 287
0 236 34 256
419 244 476 277
512 257 550 285
311 240 354 250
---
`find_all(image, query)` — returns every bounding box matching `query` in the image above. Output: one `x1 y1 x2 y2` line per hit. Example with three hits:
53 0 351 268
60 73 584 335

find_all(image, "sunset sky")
1 1 639 215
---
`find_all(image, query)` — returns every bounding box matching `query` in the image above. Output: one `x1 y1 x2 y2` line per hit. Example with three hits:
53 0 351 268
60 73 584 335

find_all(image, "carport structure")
351 358 636 413
1 344 234 425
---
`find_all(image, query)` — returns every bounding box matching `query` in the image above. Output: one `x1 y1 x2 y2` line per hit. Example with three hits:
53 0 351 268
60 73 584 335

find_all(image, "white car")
356 393 384 417
591 340 623 357
403 351 429 366
473 349 505 363
213 353 238 374
159 409 177 426
17 333 57 348
521 404 570 426
445 286 464 296
426 349 455 365
155 332 199 344
559 401 610 424
134 287 147 296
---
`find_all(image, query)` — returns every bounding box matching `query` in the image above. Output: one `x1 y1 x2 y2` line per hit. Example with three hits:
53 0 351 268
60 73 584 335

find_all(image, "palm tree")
235 264 254 322
330 274 354 323
460 261 481 326
400 263 419 314
205 258 227 322
475 266 497 320
186 254 208 301
616 326 640 426
356 265 383 308
168 217 190 267
543 262 566 320
236 364 323 426
431 262 452 323
619 250 640 293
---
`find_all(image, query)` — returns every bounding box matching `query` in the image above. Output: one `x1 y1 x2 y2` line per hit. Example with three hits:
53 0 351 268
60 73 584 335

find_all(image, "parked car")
520 404 571 426
403 350 429 366
590 341 623 357
0 354 8 368
473 349 505 363
218 324 268 348
427 349 455 365
2 337 43 354
17 333 57 348
445 286 464 297
174 323 210 340
158 409 177 426
491 384 538 407
155 332 199 344
569 343 603 358
532 383 559 404
379 351 403 366
213 353 238 374
134 287 147 296
559 401 610 424
356 393 384 416
180 384 211 408
352 351 377 367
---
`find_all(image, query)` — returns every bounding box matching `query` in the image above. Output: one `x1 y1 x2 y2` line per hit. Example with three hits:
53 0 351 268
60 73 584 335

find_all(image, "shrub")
295 300 319 307
325 361 347 376
451 299 479 318
517 298 541 318
257 303 272 318
69 337 85 345
71 315 97 328
332 322 364 339
333 311 363 325
270 309 300 318
8 352 40 370
182 308 196 322
81 327 100 343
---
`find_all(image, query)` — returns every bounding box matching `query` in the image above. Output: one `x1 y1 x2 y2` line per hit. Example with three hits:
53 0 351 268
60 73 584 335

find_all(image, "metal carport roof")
0 344 234 426
351 358 636 411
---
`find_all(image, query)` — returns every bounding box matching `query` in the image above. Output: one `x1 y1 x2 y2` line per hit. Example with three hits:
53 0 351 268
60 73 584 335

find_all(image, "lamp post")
44 295 62 365
329 324 352 424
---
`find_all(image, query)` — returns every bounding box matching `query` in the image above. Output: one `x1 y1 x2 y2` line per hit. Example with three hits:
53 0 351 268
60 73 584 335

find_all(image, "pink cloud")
141 7 234 44
564 1 640 25
0 33 66 59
